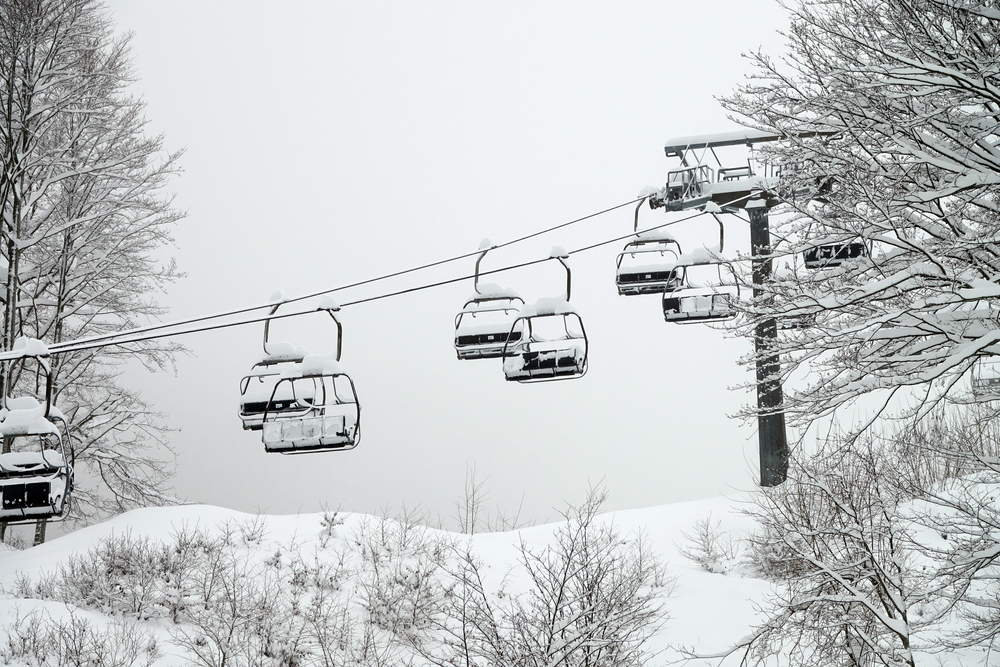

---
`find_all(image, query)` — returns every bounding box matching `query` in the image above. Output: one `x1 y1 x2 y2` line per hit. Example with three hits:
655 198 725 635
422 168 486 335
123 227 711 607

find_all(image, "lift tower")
651 130 788 486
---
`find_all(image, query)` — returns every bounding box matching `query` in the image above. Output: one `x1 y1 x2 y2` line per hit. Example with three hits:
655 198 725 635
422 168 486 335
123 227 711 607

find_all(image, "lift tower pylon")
748 204 787 486
654 130 790 487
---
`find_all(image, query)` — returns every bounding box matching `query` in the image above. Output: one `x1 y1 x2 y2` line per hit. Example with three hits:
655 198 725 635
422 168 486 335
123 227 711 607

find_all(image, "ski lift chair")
0 346 74 524
254 303 361 453
260 354 361 454
454 241 525 360
662 264 740 324
971 358 1000 399
240 296 317 430
503 250 589 383
777 312 817 330
803 242 868 269
615 198 683 296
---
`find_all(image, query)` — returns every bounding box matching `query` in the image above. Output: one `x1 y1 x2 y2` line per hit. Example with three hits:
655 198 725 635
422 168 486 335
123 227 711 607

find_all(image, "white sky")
102 0 792 527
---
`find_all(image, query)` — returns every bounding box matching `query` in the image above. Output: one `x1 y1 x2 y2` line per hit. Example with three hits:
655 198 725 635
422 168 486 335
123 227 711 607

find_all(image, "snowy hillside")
0 495 771 666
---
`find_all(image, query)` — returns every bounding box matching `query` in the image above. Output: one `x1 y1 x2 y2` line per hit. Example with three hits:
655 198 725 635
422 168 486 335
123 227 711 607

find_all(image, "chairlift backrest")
803 242 868 269
454 243 526 361
616 240 681 296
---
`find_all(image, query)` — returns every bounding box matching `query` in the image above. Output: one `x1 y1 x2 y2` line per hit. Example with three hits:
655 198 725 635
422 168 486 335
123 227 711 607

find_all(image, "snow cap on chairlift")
300 353 347 378
467 283 521 302
637 185 660 199
12 337 49 358
11 337 50 373
634 227 678 243
479 238 493 251
1 396 66 423
0 397 59 437
2 396 42 413
518 296 578 318
704 201 723 214
269 289 287 304
0 449 65 472
676 244 724 267
549 246 569 259
318 295 341 312
258 341 311 365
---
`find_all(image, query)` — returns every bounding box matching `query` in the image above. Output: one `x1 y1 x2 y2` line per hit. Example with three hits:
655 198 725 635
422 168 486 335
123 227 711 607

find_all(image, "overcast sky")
100 0 793 527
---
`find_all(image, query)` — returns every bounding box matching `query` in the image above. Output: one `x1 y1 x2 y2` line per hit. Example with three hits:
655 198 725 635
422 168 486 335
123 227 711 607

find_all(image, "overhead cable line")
33 190 764 358
46 256 557 355
42 206 728 356
338 206 719 309
45 197 646 353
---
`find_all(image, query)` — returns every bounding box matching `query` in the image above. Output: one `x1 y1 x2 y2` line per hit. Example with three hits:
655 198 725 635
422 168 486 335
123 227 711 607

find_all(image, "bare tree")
452 463 528 535
721 0 1000 435
0 0 184 539
703 435 937 667
892 407 1000 659
419 487 673 667
677 513 742 575
717 2 1000 658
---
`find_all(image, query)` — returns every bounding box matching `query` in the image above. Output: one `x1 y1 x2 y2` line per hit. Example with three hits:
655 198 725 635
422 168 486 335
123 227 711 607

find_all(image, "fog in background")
104 0 791 527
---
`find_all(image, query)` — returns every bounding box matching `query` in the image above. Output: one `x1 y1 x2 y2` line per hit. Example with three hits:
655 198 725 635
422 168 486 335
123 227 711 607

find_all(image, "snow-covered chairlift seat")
260 353 361 454
502 297 588 382
615 229 682 296
454 284 525 360
972 358 1000 398
0 398 73 523
662 264 740 324
802 242 868 269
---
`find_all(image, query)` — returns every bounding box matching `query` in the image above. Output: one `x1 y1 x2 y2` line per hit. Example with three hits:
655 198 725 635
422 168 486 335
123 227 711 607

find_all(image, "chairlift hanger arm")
326 309 343 362
634 196 647 233
472 242 498 294
712 213 725 254
262 301 283 355
555 255 572 302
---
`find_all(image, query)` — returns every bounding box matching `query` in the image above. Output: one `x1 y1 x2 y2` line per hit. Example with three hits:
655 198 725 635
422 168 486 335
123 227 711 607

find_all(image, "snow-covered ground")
0 494 771 666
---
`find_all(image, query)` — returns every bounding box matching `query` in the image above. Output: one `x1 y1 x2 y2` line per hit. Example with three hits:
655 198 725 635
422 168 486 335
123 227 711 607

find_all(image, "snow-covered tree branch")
418 487 673 667
0 0 184 539
723 0 1000 433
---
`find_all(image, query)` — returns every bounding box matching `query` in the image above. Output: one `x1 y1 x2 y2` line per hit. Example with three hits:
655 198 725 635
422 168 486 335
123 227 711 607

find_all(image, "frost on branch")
414 487 674 667
721 0 1000 433
0 0 185 536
